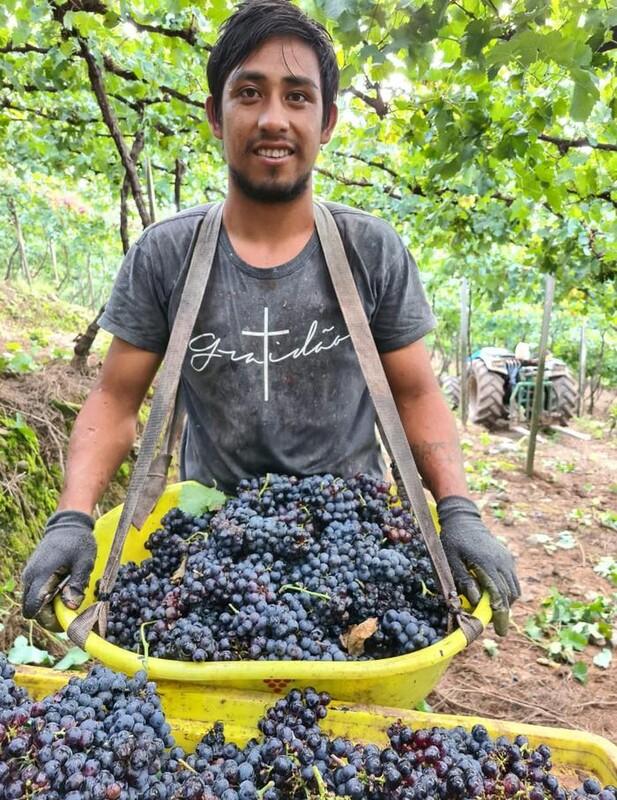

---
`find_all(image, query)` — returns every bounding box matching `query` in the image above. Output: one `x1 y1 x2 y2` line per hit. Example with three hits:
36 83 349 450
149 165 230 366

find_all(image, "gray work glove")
22 510 96 631
437 495 520 636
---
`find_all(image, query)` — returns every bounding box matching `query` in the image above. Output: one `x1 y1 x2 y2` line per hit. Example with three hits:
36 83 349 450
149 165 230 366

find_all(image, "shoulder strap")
313 202 483 644
67 202 224 648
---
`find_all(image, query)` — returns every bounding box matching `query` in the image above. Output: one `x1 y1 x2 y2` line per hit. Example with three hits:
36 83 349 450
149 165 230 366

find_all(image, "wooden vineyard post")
526 274 555 477
50 239 59 284
7 197 32 287
86 254 96 309
145 155 157 223
174 158 186 213
459 278 470 427
578 321 587 417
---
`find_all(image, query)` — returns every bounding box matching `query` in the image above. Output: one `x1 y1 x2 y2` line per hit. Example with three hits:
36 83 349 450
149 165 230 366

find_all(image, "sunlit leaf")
8 636 54 666
593 649 612 669
572 661 588 684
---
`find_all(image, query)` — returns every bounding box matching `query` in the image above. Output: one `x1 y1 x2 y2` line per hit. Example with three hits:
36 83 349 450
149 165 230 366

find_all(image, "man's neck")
222 183 316 268
223 181 315 245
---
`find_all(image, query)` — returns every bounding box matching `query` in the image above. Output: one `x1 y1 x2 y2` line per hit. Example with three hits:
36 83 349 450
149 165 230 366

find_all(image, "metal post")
578 321 587 417
526 274 555 477
459 278 470 426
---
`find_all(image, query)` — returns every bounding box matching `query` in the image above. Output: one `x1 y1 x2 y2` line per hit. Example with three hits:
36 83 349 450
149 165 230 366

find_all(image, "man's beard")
229 165 311 203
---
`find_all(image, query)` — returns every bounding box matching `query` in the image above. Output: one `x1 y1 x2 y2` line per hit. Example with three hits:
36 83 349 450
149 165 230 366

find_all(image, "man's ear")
320 103 338 145
206 96 223 140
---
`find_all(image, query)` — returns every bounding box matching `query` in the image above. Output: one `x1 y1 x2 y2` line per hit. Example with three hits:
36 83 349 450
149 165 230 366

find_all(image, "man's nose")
258 96 290 133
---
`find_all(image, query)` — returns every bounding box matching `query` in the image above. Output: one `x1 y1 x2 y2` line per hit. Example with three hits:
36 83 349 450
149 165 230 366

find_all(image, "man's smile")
252 141 295 164
256 148 292 158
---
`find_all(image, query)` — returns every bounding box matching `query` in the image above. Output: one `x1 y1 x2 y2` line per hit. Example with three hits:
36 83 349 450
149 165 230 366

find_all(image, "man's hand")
437 495 520 636
22 510 96 630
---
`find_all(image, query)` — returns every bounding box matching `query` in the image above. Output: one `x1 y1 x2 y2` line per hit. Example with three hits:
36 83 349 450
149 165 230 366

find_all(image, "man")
22 0 519 636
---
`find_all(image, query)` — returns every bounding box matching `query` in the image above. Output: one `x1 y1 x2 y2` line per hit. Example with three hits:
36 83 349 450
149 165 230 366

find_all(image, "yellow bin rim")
55 481 492 682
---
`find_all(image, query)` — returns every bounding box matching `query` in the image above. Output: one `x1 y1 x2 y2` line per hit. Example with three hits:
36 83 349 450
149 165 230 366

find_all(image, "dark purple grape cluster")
104 474 449 662
1 656 614 800
0 653 172 799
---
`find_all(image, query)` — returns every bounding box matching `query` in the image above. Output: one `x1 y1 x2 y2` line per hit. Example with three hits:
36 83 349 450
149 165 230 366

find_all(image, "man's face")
207 36 337 203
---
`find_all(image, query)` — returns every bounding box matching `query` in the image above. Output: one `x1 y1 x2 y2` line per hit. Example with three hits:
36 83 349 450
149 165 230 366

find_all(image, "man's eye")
239 87 259 99
288 92 308 103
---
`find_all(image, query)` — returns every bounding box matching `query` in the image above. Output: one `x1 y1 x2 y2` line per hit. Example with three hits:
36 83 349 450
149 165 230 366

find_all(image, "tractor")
441 346 578 429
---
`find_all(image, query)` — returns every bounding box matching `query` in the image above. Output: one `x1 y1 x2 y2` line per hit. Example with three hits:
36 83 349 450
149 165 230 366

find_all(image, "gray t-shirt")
99 201 435 493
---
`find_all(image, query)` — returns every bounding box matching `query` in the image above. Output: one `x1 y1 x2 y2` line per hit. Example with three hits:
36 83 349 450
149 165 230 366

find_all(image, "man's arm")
381 338 520 635
381 338 468 501
59 337 163 514
22 337 162 622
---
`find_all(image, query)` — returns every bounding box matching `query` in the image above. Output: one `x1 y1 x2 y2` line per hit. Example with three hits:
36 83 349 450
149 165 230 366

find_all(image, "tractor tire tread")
441 375 461 410
469 360 505 428
551 372 578 425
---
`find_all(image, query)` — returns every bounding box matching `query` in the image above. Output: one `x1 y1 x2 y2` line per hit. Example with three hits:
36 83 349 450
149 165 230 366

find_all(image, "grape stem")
258 473 271 498
186 531 208 544
139 620 157 670
278 584 331 601
420 579 435 597
312 765 329 799
257 780 275 798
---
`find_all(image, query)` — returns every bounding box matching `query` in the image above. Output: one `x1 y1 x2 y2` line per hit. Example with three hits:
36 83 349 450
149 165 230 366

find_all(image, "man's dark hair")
207 0 339 128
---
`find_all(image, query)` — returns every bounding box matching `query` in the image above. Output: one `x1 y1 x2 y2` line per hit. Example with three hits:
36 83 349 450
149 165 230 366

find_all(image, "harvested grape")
103 473 449 662
0 656 613 800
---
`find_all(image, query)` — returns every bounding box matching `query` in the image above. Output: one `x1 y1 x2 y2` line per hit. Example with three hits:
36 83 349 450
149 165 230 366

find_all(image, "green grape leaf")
8 636 54 666
53 647 91 671
178 481 226 516
570 70 600 121
571 661 588 684
592 648 612 669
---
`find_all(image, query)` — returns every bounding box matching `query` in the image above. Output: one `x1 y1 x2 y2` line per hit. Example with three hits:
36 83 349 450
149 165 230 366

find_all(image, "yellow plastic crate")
15 666 617 787
55 481 492 707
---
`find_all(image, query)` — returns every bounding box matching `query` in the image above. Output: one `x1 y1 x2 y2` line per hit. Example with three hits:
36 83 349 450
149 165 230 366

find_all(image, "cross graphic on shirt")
242 307 289 402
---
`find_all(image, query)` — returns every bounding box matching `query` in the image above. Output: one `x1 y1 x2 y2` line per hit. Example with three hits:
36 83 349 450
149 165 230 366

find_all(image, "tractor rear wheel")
468 360 505 428
441 376 461 410
551 372 578 424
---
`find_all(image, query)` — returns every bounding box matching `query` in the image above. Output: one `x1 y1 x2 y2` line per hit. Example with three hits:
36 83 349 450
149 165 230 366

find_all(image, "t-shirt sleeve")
98 236 170 354
370 247 436 353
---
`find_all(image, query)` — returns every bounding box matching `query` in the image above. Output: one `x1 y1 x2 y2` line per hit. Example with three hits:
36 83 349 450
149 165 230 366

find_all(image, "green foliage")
0 283 90 338
542 458 576 475
53 646 91 670
0 340 75 374
0 343 39 374
482 638 499 658
0 413 61 584
599 510 617 532
1 170 124 309
464 458 507 493
527 531 578 554
525 590 616 680
7 634 89 669
0 0 614 385
8 635 54 666
178 481 226 516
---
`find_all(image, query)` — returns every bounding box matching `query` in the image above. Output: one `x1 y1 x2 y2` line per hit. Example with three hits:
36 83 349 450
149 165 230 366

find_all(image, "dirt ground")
430 413 617 742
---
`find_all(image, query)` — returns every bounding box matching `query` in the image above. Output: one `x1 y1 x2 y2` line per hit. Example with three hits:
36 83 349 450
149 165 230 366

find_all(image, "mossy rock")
0 413 61 585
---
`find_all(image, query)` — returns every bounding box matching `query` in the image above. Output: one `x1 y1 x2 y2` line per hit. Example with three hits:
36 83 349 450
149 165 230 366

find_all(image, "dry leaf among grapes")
171 556 187 583
340 617 378 656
